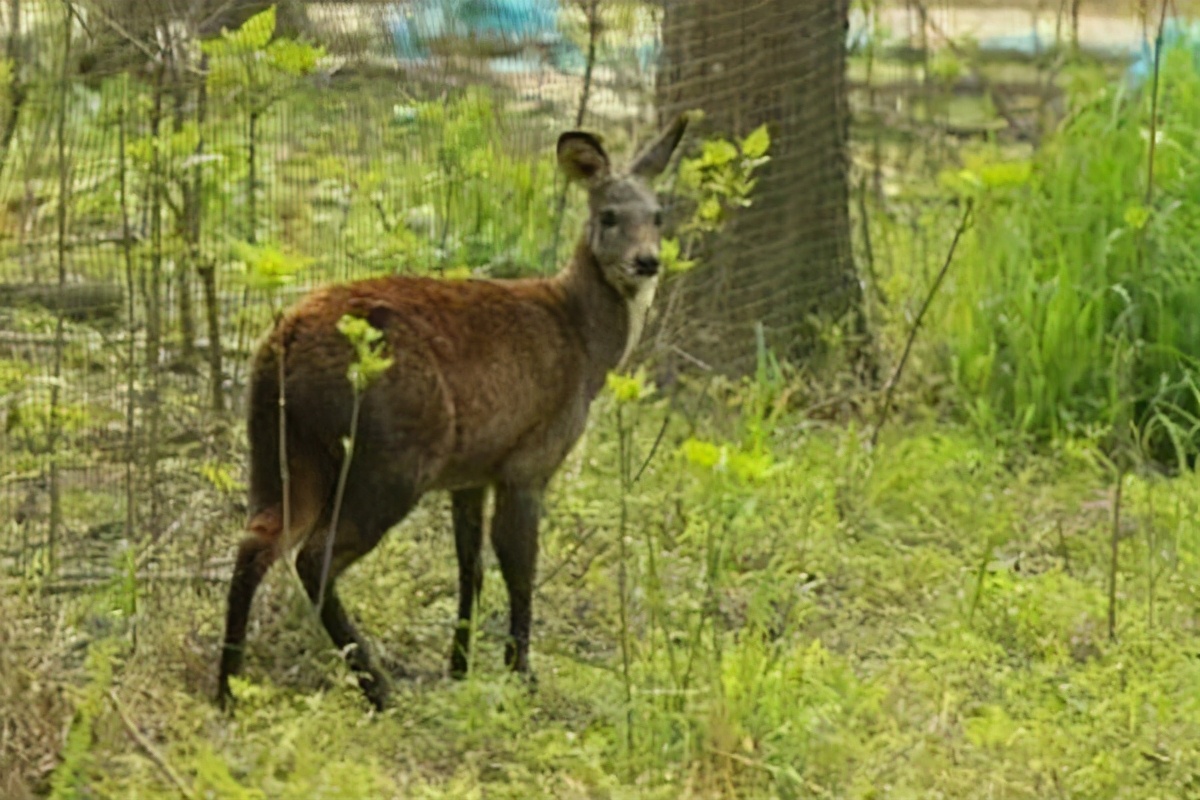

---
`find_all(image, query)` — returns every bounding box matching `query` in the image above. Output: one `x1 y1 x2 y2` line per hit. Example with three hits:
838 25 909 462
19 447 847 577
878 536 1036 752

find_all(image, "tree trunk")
656 0 862 373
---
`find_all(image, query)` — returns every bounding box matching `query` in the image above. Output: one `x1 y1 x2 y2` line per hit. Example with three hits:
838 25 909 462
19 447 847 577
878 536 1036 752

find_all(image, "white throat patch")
620 276 658 370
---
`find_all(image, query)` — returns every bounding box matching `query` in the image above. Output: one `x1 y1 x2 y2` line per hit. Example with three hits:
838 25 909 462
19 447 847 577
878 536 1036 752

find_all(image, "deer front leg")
490 484 541 677
449 487 486 678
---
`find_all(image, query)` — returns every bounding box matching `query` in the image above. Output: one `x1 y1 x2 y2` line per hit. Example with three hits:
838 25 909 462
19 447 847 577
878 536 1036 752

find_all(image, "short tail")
248 340 283 522
244 327 332 553
245 337 285 543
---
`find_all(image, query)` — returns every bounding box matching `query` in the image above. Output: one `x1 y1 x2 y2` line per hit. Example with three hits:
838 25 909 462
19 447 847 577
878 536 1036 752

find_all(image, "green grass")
924 52 1200 460
8 375 1200 798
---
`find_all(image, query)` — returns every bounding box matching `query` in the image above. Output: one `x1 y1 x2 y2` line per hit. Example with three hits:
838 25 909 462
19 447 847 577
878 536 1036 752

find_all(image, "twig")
106 689 197 800
48 1 75 576
856 177 887 307
1108 469 1125 640
630 377 682 485
546 0 602 272
632 407 672 485
317 390 362 613
277 322 291 581
616 403 635 770
535 515 601 590
870 198 974 447
119 74 138 552
574 0 601 129
1144 0 1169 207
669 344 713 373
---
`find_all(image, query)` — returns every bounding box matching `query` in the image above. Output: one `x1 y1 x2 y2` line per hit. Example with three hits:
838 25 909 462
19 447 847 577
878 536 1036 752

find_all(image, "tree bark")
656 0 862 373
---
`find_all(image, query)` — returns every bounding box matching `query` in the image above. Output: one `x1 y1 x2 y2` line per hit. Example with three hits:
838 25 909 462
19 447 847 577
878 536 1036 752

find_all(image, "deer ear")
557 132 611 183
630 112 693 179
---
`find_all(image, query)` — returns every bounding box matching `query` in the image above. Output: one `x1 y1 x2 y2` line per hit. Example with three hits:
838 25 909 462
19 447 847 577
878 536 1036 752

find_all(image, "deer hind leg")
449 487 486 678
217 519 280 708
294 469 420 711
490 484 542 679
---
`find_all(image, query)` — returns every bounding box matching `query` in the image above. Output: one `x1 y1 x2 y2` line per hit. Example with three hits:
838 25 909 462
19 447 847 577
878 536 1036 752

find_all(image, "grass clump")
934 51 1200 463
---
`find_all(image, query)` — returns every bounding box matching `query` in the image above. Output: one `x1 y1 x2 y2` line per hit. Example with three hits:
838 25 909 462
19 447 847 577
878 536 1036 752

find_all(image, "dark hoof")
359 672 391 711
515 668 538 694
449 647 470 680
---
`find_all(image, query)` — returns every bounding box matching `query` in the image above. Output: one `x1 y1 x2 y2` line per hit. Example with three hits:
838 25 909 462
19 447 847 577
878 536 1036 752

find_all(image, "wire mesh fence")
0 0 1187 604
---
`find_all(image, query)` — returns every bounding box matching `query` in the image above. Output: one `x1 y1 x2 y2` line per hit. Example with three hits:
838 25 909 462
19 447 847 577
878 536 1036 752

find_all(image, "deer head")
556 115 691 300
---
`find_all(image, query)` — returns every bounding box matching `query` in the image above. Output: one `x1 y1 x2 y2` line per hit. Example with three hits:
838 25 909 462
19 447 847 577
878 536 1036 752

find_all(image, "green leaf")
234 6 276 51
605 369 653 404
979 160 1032 189
337 314 394 393
661 237 696 274
266 38 324 77
681 438 723 469
233 241 311 292
701 139 739 168
1123 203 1151 230
740 123 771 160
698 196 722 223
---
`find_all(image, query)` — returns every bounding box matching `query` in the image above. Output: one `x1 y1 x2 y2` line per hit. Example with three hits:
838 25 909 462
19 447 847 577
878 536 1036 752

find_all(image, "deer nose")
634 254 660 276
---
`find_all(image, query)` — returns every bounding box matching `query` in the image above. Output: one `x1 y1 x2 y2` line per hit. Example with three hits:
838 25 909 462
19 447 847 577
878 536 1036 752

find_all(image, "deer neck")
558 236 657 389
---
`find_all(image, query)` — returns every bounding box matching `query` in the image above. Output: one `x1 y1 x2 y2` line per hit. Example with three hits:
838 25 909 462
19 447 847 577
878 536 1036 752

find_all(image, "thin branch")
535 515 601 590
632 379 682 485
574 0 601 128
119 76 138 550
107 690 197 800
1144 0 1169 207
48 0 74 576
870 198 974 447
317 391 361 613
546 0 602 272
1108 469 1125 640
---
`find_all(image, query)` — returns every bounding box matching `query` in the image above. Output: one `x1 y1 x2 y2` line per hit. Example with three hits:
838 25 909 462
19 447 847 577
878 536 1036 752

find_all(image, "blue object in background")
389 0 566 65
386 0 660 77
1127 19 1200 89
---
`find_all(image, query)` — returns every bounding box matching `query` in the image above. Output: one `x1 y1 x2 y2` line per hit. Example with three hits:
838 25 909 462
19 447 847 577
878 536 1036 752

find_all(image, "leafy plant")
932 50 1200 464
47 640 118 800
201 6 324 117
669 122 771 268
315 313 395 609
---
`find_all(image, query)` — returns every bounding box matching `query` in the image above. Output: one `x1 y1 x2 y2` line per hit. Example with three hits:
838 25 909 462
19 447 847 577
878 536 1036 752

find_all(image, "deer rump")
246 273 592 555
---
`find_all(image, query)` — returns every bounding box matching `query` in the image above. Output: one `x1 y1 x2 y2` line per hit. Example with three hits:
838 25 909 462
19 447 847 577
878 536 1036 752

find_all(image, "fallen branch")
107 689 196 800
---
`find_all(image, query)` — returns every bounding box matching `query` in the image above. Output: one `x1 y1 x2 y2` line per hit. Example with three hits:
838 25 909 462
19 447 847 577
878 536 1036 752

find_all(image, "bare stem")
276 319 291 585
146 65 165 528
1144 0 1169 206
48 3 73 575
870 198 974 447
107 690 197 800
118 78 137 546
317 390 362 613
615 404 634 773
1108 469 1124 640
547 0 602 272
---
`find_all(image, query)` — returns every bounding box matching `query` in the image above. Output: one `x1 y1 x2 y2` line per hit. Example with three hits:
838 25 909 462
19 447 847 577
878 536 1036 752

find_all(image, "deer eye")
599 210 618 228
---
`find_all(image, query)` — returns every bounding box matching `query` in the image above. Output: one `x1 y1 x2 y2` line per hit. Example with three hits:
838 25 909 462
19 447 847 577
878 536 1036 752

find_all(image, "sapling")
317 314 394 612
200 6 324 384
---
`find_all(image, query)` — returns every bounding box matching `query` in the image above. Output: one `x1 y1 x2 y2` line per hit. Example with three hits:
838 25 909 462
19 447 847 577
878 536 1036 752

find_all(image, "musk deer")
217 114 691 710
